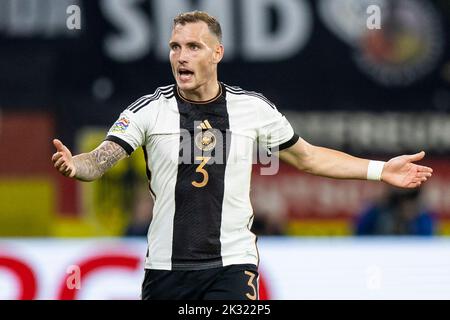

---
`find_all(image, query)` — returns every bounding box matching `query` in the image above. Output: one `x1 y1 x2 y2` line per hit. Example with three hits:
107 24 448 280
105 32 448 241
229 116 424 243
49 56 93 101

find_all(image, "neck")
179 79 220 102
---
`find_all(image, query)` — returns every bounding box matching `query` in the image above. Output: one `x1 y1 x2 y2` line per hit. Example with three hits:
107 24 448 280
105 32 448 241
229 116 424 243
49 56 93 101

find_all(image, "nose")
178 47 188 64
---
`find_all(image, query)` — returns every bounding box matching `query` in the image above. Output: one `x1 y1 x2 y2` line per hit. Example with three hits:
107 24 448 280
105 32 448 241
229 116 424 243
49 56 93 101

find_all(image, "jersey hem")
105 135 135 155
144 257 258 271
273 133 300 151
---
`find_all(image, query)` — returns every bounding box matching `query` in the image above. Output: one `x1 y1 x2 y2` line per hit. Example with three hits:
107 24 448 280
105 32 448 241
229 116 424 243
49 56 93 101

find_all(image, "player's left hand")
381 151 433 188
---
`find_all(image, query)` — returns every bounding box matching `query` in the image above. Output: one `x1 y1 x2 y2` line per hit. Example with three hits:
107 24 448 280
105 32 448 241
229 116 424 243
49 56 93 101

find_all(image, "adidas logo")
196 120 213 130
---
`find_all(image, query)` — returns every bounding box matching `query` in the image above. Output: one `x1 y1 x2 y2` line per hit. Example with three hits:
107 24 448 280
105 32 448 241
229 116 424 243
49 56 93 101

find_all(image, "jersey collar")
175 82 225 105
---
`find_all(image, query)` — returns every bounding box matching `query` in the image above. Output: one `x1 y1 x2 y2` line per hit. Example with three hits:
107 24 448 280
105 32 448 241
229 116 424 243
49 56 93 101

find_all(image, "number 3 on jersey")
192 156 211 188
245 270 257 300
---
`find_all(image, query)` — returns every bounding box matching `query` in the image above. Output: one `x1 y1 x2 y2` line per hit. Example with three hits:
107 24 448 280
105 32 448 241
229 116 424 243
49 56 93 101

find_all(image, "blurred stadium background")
1 0 450 299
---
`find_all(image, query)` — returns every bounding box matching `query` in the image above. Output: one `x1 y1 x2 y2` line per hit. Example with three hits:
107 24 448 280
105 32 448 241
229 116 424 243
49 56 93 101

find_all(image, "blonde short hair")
173 11 222 43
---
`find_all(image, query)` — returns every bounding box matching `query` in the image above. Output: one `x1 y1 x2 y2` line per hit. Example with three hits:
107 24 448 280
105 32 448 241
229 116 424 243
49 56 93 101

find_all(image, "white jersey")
106 82 299 270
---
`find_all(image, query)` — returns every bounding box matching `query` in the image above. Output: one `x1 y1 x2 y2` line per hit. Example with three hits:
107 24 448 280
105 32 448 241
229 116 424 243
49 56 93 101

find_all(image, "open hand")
381 151 433 188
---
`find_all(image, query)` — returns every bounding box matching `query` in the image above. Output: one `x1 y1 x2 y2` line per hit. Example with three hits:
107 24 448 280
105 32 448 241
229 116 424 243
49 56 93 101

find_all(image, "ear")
212 44 224 64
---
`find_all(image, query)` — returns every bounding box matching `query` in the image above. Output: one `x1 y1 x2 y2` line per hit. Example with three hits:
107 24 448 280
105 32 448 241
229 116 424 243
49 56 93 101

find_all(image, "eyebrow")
169 41 203 48
186 41 202 47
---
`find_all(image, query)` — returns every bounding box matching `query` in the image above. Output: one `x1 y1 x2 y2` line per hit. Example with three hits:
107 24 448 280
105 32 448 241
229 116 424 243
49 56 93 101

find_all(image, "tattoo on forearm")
73 141 128 181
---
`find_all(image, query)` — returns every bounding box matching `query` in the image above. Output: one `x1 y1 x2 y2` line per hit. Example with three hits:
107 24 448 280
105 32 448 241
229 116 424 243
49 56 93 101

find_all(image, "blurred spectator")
355 187 435 236
251 186 288 235
124 186 153 237
251 211 285 236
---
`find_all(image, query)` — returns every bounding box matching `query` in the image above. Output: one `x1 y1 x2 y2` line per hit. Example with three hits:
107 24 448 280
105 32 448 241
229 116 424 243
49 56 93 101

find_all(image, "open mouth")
178 68 194 81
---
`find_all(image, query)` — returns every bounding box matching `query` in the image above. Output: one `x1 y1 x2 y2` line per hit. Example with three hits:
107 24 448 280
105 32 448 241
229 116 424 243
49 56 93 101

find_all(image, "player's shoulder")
223 83 276 110
125 84 175 114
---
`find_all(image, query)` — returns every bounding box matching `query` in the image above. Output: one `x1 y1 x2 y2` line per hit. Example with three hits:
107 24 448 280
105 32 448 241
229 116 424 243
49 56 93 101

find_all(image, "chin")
177 81 197 91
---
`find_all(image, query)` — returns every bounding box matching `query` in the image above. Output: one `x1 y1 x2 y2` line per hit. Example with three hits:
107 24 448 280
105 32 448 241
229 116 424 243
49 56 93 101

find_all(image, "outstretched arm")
51 139 128 181
276 137 433 188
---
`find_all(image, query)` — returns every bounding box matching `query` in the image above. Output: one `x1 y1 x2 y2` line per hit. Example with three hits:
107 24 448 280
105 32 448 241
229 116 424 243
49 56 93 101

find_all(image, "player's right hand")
52 139 76 178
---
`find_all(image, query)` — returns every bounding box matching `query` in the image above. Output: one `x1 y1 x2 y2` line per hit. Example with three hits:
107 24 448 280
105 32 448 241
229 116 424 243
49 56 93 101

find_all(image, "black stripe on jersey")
225 88 276 109
130 94 157 111
159 84 175 90
133 90 174 113
142 147 156 199
128 86 175 113
224 84 274 106
129 86 171 111
127 87 167 111
104 135 134 155
172 83 230 270
273 133 300 151
223 84 245 94
131 90 162 112
127 96 149 111
157 85 176 94
224 85 276 110
223 84 242 91
127 94 156 112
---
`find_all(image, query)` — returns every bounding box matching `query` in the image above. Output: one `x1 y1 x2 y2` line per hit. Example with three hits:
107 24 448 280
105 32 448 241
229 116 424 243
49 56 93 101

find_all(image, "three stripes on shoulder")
126 83 276 114
127 85 175 113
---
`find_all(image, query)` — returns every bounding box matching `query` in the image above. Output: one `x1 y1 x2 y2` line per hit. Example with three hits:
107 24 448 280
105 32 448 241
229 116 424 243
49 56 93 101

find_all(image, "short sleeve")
257 103 299 151
105 109 146 155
